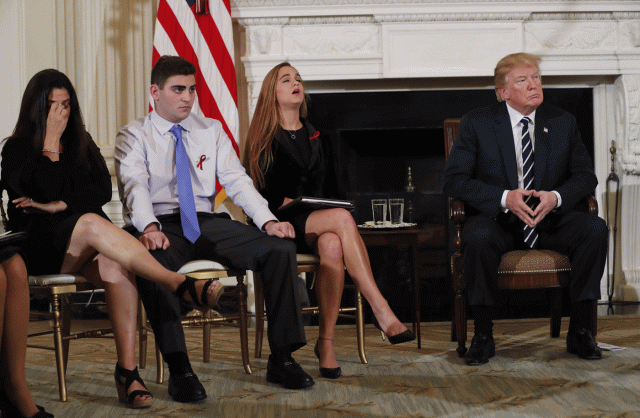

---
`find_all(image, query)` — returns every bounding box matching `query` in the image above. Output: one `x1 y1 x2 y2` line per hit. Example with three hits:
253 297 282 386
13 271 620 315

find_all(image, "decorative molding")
283 24 379 56
614 12 640 20
529 12 615 21
290 16 376 24
248 26 283 55
233 0 635 6
374 13 529 23
236 17 289 26
247 81 261 121
622 21 640 48
615 75 640 176
524 21 617 50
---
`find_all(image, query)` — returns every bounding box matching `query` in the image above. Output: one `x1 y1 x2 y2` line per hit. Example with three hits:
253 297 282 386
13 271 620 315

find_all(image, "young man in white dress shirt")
115 56 313 402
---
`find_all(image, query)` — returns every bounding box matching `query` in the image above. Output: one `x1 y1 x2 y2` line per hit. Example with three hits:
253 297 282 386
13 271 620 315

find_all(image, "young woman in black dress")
1 69 223 409
245 63 415 379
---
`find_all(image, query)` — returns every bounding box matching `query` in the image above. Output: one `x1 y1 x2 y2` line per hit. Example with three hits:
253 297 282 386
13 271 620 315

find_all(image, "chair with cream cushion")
138 259 251 383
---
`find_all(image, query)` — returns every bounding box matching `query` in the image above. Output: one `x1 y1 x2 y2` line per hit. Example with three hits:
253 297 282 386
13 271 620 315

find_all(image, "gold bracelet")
42 149 61 154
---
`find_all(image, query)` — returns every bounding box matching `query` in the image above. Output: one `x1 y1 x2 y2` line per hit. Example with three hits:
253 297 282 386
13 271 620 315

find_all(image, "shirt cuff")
252 207 279 231
500 190 509 213
133 215 161 234
552 190 562 208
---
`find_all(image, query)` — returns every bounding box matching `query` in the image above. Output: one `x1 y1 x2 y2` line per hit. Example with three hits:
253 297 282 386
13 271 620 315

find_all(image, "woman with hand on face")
245 62 415 379
1 69 224 410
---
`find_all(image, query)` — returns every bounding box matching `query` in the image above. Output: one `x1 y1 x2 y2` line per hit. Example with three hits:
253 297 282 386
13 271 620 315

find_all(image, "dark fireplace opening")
306 87 594 323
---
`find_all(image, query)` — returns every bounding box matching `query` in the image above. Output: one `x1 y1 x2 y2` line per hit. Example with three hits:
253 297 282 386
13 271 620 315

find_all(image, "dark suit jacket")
259 119 329 215
443 101 597 225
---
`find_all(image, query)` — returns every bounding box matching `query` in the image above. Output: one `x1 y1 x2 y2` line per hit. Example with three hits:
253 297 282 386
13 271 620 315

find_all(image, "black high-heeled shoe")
173 277 223 312
314 338 342 379
373 321 416 345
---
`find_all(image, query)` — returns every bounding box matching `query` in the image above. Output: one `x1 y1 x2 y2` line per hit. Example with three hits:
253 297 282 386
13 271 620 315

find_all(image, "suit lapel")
306 122 322 172
533 105 550 190
494 103 518 190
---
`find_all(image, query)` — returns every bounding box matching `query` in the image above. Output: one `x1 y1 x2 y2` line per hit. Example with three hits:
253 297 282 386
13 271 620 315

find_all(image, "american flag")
152 0 238 204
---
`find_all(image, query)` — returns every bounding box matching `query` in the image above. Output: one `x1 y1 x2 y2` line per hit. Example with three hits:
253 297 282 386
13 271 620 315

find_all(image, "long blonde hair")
244 62 308 189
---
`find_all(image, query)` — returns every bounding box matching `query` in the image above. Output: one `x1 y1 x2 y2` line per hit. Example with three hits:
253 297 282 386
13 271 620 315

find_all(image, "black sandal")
114 363 153 409
0 391 53 417
173 277 223 311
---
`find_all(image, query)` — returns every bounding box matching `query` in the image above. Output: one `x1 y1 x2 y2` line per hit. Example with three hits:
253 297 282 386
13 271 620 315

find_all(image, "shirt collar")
505 102 536 129
150 110 192 135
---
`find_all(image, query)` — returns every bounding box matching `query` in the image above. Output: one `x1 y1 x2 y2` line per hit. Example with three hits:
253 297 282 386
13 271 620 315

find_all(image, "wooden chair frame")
27 276 113 401
253 254 368 365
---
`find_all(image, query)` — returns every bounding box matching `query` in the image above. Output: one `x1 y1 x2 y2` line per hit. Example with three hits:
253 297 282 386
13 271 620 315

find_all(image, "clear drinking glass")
389 198 404 225
371 199 388 225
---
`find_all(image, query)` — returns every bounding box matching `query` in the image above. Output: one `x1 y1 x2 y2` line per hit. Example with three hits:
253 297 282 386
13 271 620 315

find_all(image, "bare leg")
314 233 344 369
60 213 220 303
0 254 39 417
80 254 151 402
305 209 408 337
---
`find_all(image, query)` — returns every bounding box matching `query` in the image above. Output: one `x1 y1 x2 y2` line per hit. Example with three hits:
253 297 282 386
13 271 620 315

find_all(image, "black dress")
1 134 112 274
259 119 332 253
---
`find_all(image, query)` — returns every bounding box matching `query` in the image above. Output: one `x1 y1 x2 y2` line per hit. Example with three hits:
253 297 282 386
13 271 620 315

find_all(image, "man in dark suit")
443 52 608 365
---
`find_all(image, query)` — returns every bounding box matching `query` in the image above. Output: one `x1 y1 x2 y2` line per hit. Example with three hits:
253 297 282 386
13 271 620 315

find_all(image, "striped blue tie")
521 117 538 248
171 125 201 243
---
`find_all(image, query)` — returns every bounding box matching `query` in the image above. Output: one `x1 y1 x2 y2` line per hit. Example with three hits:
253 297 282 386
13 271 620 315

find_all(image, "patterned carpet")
20 315 640 417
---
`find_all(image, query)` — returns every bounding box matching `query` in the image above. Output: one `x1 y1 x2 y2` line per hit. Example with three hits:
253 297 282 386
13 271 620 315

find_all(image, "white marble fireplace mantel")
233 0 640 301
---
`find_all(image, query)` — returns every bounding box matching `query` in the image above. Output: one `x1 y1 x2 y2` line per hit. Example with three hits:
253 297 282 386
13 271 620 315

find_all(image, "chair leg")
203 309 212 363
454 292 467 357
451 313 457 342
156 344 164 384
51 294 68 402
138 299 148 369
253 274 265 358
355 289 367 364
550 288 562 338
236 275 252 374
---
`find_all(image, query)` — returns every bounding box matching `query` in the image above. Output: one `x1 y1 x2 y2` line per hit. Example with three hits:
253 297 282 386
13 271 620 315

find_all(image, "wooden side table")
358 227 423 348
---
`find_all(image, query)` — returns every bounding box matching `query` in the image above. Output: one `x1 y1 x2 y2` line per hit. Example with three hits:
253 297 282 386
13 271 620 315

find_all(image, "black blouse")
1 134 112 233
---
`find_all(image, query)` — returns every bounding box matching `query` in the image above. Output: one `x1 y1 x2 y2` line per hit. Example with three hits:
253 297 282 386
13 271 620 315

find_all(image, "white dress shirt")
500 102 561 211
115 110 277 233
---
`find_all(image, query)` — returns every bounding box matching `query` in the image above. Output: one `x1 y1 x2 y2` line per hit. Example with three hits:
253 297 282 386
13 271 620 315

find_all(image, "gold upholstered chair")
138 259 252 383
444 118 598 357
1 182 113 402
253 253 368 365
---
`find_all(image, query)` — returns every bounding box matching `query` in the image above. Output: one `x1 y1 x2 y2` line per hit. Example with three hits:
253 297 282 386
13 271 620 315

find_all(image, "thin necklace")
287 129 297 140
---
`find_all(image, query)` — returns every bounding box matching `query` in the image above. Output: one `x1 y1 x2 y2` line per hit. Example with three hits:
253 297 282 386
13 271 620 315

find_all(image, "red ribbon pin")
197 155 206 170
310 131 320 140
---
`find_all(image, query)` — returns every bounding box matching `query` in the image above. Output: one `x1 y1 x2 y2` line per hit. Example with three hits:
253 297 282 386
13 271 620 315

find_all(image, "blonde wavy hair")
244 62 308 189
494 52 541 101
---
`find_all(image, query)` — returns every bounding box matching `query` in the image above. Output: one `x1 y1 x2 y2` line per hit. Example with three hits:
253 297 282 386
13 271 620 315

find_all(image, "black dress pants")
462 211 608 307
133 213 306 359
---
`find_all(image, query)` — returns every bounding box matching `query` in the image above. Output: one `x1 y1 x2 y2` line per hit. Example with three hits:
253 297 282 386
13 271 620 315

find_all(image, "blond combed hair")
494 52 541 101
244 62 308 189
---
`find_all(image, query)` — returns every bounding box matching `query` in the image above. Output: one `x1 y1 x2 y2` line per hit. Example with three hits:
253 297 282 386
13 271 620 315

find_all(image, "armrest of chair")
586 195 598 216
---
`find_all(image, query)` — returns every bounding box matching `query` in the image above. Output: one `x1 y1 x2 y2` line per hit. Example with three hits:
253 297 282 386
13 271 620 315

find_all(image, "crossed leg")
305 208 410 367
